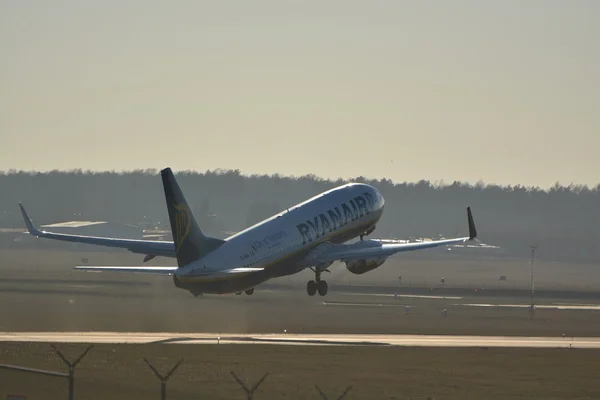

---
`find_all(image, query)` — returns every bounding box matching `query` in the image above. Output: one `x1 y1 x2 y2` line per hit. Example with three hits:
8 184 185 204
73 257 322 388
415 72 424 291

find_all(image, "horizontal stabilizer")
186 267 264 277
74 266 177 275
220 267 264 274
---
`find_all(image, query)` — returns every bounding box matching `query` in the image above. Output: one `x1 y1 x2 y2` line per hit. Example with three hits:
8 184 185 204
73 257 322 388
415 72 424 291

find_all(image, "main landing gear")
235 288 255 296
307 269 329 296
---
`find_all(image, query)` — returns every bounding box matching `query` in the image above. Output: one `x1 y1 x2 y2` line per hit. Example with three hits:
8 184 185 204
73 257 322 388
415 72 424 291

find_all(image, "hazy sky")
2 0 599 188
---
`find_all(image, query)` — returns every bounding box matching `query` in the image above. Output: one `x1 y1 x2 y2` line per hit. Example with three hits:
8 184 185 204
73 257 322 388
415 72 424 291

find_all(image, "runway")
1 332 599 348
458 303 600 311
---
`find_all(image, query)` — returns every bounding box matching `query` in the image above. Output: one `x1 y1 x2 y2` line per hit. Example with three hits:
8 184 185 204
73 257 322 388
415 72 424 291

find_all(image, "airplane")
18 168 478 297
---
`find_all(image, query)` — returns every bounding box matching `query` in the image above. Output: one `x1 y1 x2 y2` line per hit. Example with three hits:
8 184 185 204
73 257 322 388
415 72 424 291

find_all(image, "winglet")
18 203 43 236
467 206 477 240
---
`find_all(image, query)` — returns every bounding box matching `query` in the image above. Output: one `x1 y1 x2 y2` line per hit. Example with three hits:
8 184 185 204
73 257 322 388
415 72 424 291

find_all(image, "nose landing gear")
360 225 376 241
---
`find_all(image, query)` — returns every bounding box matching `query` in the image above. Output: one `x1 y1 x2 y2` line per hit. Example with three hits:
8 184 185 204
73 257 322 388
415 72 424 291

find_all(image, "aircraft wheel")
235 292 242 295
245 288 255 295
307 280 317 296
317 280 328 296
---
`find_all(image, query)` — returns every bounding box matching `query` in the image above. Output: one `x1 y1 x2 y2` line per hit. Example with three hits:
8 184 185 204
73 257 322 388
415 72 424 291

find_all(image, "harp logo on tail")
173 203 192 252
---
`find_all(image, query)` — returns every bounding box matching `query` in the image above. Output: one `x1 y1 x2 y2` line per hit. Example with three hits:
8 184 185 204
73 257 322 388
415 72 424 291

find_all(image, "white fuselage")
172 183 385 294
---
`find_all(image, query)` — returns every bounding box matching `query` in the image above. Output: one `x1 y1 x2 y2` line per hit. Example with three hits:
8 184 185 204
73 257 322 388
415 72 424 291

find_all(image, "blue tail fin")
160 168 225 267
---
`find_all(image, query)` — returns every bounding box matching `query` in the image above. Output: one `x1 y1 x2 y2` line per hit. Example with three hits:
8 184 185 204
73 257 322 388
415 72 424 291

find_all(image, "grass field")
1 249 600 337
3 247 600 291
1 342 599 400
1 248 599 398
2 287 600 337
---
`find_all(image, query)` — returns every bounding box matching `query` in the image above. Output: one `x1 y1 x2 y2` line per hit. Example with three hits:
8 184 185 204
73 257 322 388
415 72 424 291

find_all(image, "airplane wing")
18 203 175 259
305 207 478 265
184 267 265 278
74 266 178 274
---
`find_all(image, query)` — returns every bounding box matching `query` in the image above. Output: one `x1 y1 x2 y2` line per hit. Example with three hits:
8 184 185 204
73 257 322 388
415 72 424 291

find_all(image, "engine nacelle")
345 257 388 275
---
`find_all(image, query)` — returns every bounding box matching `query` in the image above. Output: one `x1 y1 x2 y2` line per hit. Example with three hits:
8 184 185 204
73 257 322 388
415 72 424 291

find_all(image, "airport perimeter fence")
0 344 440 400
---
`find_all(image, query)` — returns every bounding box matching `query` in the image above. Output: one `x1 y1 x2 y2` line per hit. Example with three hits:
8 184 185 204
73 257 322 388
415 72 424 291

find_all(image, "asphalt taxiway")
1 332 599 348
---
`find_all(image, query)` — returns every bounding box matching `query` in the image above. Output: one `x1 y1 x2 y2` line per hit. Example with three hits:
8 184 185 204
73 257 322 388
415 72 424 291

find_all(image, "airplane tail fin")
160 168 225 267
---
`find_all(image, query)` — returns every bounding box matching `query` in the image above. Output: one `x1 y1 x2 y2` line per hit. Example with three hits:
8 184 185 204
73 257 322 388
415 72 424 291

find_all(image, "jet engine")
345 257 388 275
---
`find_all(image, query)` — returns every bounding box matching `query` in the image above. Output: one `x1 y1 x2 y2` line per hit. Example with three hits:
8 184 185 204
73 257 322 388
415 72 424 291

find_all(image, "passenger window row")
243 235 301 267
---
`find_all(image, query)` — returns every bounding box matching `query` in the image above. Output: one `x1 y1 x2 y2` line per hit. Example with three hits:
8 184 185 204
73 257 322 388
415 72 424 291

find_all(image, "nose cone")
368 186 385 211
352 183 385 210
373 187 385 209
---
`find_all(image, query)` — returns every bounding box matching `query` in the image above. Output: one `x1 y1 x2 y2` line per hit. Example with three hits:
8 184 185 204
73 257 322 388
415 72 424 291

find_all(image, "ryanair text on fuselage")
296 192 375 245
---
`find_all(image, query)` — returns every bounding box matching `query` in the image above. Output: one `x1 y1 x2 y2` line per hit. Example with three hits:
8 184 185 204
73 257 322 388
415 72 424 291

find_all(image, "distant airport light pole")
529 244 537 319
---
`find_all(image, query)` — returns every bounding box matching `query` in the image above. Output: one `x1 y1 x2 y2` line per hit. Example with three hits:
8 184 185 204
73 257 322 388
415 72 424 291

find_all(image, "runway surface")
457 303 600 310
1 332 599 348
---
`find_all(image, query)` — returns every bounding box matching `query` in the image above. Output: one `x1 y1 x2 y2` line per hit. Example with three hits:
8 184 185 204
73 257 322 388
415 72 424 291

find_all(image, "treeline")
1 169 599 263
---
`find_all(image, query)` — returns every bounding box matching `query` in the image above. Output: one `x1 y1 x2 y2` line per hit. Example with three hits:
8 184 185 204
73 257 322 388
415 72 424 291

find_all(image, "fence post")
50 344 93 400
230 371 269 399
315 385 352 400
143 358 183 400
